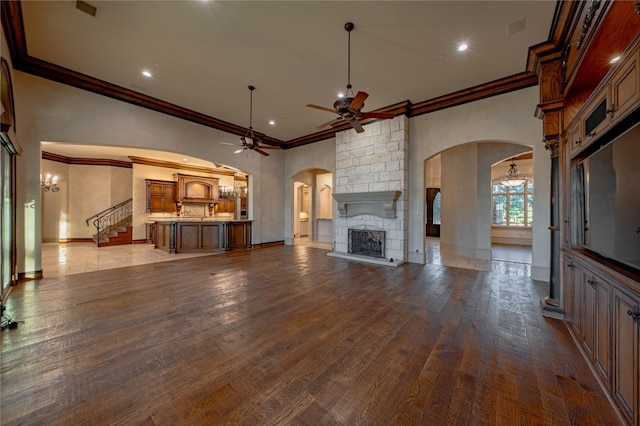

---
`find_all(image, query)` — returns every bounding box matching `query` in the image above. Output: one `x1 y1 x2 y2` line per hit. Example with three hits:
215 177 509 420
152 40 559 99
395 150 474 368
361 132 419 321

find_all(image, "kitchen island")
153 219 251 253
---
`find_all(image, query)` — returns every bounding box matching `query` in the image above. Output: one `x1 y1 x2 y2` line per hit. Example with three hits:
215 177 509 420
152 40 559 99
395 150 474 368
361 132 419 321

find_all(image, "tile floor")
41 242 215 278
425 237 532 277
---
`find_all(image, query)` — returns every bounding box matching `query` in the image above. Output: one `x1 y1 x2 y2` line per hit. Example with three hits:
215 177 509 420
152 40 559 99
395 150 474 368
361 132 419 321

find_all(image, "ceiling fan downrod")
345 22 354 96
248 85 255 130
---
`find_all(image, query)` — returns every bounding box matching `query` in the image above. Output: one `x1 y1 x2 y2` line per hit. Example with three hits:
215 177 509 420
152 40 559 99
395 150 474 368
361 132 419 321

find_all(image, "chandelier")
500 160 527 187
41 173 59 192
218 186 237 199
218 183 247 200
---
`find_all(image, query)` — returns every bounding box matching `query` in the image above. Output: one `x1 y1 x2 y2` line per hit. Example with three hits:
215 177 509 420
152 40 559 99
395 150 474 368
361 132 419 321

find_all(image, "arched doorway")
423 142 534 263
291 169 332 247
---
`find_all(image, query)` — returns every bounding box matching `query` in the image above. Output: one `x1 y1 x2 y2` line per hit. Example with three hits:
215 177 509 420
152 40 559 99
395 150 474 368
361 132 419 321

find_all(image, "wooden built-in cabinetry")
175 174 218 203
154 220 251 253
567 45 639 158
146 180 176 213
563 253 640 425
214 199 235 214
558 33 640 426
147 174 240 217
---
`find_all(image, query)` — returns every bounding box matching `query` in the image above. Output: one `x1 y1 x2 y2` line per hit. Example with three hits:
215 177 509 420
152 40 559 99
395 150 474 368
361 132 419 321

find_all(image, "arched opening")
423 141 534 267
40 142 250 276
490 151 534 263
291 169 332 248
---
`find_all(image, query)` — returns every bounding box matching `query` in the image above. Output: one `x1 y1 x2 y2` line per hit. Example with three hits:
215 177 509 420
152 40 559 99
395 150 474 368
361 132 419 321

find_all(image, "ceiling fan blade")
350 91 369 111
220 142 238 146
361 112 395 119
233 148 244 154
307 104 337 114
255 148 270 156
316 117 343 129
349 118 364 133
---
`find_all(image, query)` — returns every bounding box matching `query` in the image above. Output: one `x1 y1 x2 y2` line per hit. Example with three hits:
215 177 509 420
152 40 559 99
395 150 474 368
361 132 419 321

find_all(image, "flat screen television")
575 117 640 273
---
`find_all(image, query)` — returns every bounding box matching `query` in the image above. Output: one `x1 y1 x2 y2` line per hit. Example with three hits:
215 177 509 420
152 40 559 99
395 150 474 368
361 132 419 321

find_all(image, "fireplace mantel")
332 191 401 219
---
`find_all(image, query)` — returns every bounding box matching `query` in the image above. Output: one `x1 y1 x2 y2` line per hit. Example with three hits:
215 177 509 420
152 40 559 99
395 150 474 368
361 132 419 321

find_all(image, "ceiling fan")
221 85 280 156
307 22 395 134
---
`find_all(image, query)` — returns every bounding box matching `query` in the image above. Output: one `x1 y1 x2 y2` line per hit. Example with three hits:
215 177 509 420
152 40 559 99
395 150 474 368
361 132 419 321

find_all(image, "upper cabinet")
610 48 640 122
567 42 640 157
175 174 219 203
146 180 176 213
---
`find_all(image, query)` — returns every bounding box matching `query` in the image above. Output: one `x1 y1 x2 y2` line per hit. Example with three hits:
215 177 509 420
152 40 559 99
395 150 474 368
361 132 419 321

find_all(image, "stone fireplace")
328 116 409 266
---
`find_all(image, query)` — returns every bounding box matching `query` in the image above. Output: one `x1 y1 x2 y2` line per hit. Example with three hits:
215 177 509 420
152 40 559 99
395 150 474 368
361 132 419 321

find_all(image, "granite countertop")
150 218 251 222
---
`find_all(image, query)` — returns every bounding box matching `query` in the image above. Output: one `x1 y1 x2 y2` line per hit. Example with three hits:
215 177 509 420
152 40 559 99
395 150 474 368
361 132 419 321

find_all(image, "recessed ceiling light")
142 70 152 78
268 120 275 126
457 43 468 52
182 158 188 162
609 55 621 64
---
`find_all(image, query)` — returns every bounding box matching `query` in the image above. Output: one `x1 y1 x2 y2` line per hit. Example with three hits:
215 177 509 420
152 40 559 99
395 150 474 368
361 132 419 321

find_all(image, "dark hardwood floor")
1 245 621 425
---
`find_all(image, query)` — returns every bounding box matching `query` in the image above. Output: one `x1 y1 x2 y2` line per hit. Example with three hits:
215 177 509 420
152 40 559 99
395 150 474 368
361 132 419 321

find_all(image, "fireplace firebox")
348 228 386 258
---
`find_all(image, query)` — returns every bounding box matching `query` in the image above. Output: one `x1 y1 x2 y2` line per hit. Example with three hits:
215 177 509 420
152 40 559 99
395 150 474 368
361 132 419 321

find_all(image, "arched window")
433 192 441 225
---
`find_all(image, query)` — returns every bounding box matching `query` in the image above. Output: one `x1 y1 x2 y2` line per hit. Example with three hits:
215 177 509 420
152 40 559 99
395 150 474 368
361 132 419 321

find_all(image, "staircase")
86 198 133 247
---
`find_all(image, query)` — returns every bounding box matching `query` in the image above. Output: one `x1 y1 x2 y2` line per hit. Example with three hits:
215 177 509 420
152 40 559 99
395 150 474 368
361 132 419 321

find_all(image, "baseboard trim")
58 238 93 243
18 270 43 281
253 241 285 249
440 241 492 260
531 266 550 282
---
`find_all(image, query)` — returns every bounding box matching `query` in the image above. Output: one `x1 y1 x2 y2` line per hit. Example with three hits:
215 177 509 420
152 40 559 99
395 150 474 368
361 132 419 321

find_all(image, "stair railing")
85 198 133 246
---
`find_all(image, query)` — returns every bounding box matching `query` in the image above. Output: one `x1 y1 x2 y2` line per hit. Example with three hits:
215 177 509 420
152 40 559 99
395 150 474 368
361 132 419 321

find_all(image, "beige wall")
11 67 284 273
284 139 336 245
408 86 550 281
41 159 132 241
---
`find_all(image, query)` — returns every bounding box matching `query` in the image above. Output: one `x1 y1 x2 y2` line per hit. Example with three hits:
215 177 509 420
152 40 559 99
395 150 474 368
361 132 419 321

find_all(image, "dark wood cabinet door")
229 223 248 248
594 278 611 386
612 287 639 426
146 180 176 213
201 224 221 249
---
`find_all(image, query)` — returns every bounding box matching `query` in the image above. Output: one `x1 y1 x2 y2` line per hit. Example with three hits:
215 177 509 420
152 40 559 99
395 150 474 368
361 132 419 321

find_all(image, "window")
433 192 441 225
492 182 533 226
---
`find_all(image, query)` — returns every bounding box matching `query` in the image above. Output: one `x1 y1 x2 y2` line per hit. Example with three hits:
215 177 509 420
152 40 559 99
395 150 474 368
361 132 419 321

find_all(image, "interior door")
426 188 441 237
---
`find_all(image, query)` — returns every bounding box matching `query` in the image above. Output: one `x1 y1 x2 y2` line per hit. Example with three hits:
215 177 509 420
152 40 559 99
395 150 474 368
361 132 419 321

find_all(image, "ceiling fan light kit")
306 22 394 133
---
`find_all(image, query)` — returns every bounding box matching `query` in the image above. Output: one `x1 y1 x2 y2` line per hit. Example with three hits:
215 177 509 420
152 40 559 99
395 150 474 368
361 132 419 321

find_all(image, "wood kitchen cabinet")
146 180 176 213
154 220 251 253
214 199 235 214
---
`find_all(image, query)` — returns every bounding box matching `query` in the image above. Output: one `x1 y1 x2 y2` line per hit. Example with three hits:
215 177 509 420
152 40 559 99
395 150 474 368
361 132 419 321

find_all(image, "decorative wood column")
533 54 564 315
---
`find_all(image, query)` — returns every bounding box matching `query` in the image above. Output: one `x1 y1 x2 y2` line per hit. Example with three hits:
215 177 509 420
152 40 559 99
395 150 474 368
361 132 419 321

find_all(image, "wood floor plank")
1 245 623 425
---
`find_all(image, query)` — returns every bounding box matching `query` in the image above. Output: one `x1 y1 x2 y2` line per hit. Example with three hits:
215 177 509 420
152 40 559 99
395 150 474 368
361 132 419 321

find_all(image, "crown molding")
128 156 237 176
42 151 132 168
409 72 538 118
5 0 549 150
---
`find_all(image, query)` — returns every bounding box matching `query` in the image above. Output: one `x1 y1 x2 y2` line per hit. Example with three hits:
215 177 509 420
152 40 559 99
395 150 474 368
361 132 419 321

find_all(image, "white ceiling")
23 0 556 158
